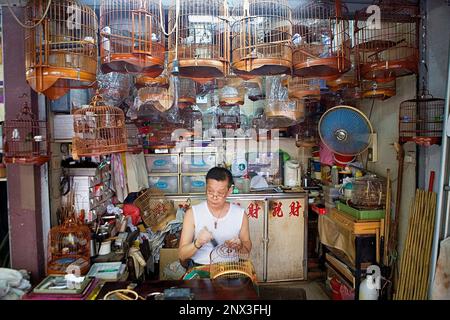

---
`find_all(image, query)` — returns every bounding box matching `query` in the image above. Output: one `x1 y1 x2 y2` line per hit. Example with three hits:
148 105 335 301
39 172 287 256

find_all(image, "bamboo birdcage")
72 92 127 158
137 86 174 113
354 1 419 81
327 51 359 92
243 77 264 101
178 78 198 108
361 77 396 100
126 121 143 153
292 0 351 79
218 76 246 106
168 0 230 84
399 92 445 146
283 76 321 101
180 105 203 130
135 74 170 90
100 0 165 76
209 244 256 282
3 99 50 165
231 0 292 78
47 215 91 275
25 0 98 100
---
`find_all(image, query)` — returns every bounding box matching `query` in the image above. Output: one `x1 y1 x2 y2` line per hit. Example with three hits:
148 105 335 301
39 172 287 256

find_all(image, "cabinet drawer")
181 175 206 194
146 155 179 173
180 153 216 173
148 175 179 194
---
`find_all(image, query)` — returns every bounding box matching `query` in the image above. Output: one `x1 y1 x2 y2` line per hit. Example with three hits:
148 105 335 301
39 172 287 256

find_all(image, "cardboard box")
159 248 179 280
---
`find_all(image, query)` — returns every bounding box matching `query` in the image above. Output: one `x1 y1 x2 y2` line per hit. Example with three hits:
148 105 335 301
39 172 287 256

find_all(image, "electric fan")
318 106 373 165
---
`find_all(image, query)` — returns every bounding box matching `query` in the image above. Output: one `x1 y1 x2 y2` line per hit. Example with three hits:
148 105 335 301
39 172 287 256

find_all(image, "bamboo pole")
384 169 391 266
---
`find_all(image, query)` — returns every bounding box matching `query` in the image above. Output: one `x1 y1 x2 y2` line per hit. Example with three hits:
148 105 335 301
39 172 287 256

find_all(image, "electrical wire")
6 0 53 29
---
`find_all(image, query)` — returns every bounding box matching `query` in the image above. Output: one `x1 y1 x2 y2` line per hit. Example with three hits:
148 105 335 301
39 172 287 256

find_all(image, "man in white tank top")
179 167 252 267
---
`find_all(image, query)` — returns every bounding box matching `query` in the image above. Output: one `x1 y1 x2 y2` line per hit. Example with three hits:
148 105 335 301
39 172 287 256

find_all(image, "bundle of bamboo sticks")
394 189 437 300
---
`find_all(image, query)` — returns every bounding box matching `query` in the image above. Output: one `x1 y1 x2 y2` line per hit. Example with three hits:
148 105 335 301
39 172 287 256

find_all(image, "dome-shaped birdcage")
354 0 419 81
209 244 256 282
72 92 127 158
283 76 321 101
361 77 396 100
399 91 445 146
231 0 292 78
47 215 91 275
25 0 98 100
100 0 165 76
292 0 351 79
168 0 230 84
218 76 246 106
3 98 50 165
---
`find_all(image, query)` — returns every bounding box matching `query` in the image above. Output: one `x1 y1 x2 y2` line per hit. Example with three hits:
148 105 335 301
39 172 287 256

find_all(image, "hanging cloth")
110 153 128 203
125 152 149 193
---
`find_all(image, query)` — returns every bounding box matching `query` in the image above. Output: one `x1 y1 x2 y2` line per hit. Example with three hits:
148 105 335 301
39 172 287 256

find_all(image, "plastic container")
148 175 179 194
181 175 207 194
180 153 216 173
337 201 385 220
145 154 179 173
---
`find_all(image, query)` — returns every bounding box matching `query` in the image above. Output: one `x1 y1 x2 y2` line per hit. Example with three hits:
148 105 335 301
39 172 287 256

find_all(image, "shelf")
0 177 6 182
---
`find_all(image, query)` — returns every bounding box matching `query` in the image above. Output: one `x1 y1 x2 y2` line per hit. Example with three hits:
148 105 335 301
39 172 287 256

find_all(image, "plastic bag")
123 204 141 225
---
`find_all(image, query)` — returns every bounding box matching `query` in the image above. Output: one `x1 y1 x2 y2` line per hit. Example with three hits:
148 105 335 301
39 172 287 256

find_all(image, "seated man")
178 167 252 278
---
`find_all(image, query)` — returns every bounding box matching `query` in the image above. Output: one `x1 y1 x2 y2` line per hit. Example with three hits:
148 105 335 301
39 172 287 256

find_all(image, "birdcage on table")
283 76 321 101
351 175 386 210
3 98 49 165
72 92 127 158
168 0 230 84
218 77 246 106
231 0 292 78
100 0 165 76
361 77 396 100
354 1 419 81
209 244 256 283
47 215 91 275
399 92 445 146
292 0 351 79
133 188 177 232
25 0 98 100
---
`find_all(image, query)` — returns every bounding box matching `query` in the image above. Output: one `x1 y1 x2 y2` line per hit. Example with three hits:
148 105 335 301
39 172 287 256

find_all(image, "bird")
292 33 302 46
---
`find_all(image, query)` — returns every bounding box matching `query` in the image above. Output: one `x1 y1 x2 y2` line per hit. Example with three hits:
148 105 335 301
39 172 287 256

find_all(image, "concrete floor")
256 279 330 300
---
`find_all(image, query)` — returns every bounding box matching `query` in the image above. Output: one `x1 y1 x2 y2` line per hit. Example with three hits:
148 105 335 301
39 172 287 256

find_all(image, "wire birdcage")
25 0 98 100
361 77 396 100
231 0 292 78
3 99 50 165
72 92 127 158
178 78 198 108
209 244 256 282
100 0 165 76
291 99 321 148
354 0 419 81
168 0 230 84
283 76 321 100
133 188 177 232
351 175 386 210
217 105 241 129
218 76 246 106
47 215 91 275
399 91 445 146
292 0 351 79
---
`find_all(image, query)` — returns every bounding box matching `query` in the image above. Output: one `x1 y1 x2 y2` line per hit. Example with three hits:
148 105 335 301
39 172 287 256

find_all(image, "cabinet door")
230 199 265 282
267 198 306 281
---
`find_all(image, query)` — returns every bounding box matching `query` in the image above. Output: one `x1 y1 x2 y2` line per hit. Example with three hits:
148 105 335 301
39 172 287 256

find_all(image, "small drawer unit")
145 154 179 174
181 175 207 194
180 153 216 173
148 175 179 194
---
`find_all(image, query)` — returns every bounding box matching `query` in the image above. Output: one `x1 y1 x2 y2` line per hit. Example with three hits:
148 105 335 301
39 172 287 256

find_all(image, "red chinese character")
289 201 302 217
272 202 283 217
247 203 260 219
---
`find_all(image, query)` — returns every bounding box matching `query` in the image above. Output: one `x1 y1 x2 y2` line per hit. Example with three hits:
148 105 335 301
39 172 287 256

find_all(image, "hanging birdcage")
354 0 419 81
217 105 241 129
135 73 170 90
243 77 264 101
283 76 321 100
231 0 292 78
72 92 127 158
292 0 351 79
178 78 198 108
218 76 246 106
290 99 321 148
180 105 203 130
168 0 230 84
126 121 143 153
136 86 174 113
327 51 359 92
100 0 165 76
47 215 91 275
96 71 133 107
399 91 445 146
361 77 396 100
25 0 98 100
3 99 49 165
209 244 256 282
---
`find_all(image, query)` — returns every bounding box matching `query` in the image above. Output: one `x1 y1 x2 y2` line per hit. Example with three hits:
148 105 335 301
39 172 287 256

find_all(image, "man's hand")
225 237 242 250
196 227 213 247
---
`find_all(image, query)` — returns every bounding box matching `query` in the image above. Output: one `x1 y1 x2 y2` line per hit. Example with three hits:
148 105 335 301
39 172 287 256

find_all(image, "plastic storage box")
145 154 179 173
180 153 216 173
181 175 207 194
148 175 179 194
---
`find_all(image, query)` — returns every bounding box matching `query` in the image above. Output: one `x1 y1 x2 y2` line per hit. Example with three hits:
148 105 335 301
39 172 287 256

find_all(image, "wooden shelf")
0 177 6 182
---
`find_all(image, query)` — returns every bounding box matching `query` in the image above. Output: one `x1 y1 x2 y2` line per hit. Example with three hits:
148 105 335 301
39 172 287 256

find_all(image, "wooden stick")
384 169 391 266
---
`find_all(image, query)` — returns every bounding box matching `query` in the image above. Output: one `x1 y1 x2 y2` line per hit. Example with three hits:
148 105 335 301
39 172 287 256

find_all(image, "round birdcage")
47 216 91 275
180 105 203 130
327 52 359 92
3 98 50 165
168 0 230 84
209 244 256 282
100 0 165 76
218 77 246 106
292 0 351 79
290 100 321 148
25 0 98 100
136 86 174 113
231 0 292 78
354 1 419 81
265 99 305 129
72 92 127 158
243 77 264 101
178 78 198 108
283 76 321 100
135 73 170 90
399 91 445 146
126 121 143 153
361 77 396 100
96 72 133 107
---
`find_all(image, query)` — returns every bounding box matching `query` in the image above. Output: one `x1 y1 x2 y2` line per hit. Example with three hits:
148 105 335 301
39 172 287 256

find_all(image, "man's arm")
239 213 252 253
178 209 198 264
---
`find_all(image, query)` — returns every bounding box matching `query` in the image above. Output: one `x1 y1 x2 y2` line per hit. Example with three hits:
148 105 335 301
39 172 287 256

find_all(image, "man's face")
206 179 232 208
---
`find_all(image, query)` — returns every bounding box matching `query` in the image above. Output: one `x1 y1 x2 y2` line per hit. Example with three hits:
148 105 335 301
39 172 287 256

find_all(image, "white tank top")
191 201 245 265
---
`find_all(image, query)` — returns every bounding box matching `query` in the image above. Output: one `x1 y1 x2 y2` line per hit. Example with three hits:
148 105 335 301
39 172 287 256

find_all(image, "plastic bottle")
359 274 379 300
